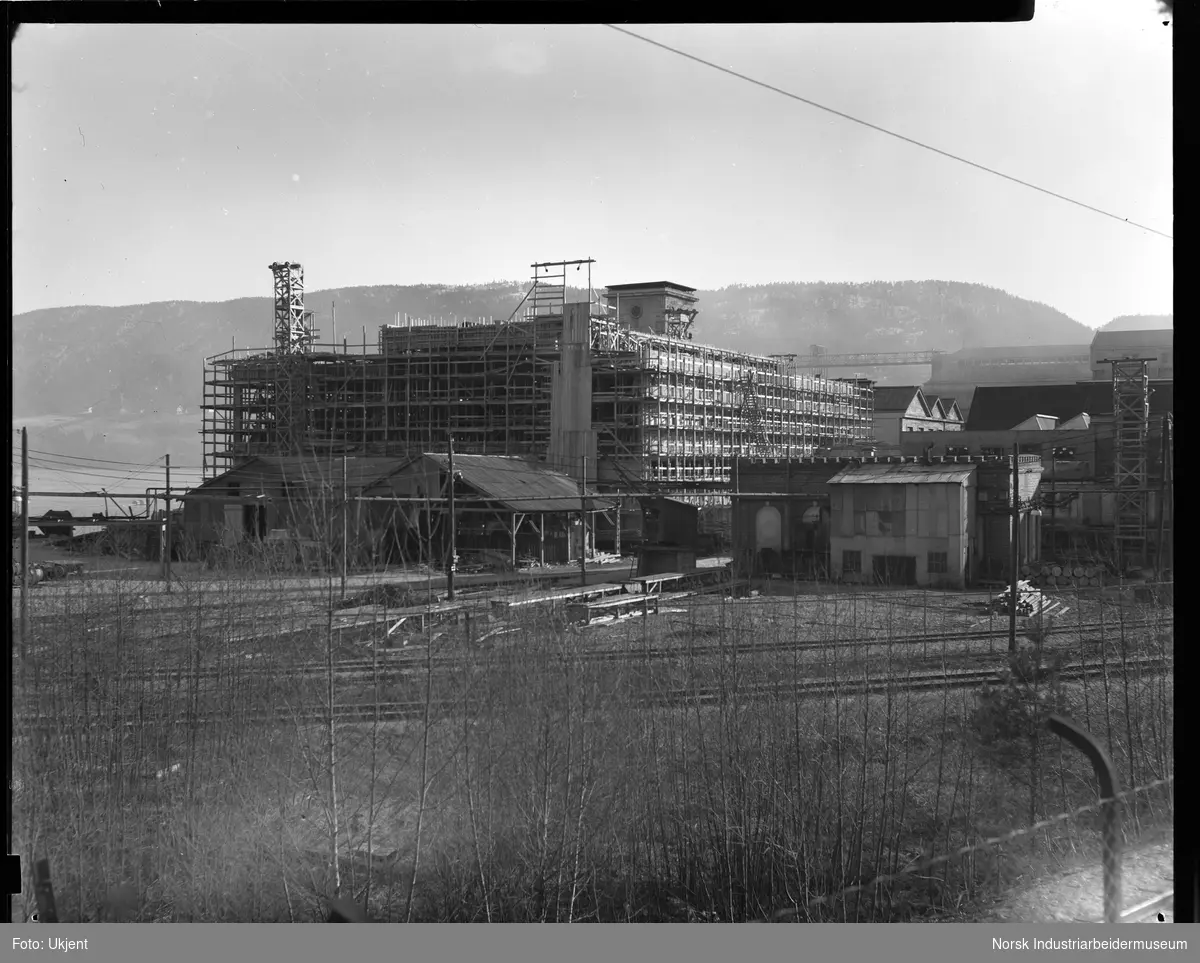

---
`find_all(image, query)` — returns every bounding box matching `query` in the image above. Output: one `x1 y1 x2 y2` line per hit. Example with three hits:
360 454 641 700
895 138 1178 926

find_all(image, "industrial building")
893 376 1172 573
871 385 963 445
1089 328 1173 381
923 344 1093 417
200 260 875 550
962 380 1173 433
731 454 1044 586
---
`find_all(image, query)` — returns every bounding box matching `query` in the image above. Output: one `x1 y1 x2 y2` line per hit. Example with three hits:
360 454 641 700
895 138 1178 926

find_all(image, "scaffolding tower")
269 262 318 455
270 262 316 353
1103 356 1153 573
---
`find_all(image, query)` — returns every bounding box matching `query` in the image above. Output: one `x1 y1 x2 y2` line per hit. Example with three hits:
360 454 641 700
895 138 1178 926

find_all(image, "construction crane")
788 349 945 370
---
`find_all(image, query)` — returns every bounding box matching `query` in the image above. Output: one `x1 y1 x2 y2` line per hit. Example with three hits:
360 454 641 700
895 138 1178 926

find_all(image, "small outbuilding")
381 453 614 569
731 455 1043 587
828 461 977 588
180 453 613 570
637 496 700 575
179 455 411 567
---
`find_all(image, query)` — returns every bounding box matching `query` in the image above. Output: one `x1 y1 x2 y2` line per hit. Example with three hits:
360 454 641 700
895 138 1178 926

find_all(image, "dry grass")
11 563 1174 922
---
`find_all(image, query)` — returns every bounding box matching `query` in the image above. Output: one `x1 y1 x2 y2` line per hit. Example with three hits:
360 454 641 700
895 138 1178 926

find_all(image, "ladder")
739 375 771 456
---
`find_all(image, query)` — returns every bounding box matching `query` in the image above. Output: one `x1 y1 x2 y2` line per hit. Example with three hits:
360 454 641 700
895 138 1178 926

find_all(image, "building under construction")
202 259 875 547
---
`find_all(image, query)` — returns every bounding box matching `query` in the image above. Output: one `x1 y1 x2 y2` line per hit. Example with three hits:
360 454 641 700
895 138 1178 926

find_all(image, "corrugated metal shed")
419 453 615 514
827 463 977 486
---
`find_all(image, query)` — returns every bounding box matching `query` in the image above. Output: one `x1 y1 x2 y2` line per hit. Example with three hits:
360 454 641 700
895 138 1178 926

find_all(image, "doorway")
873 554 916 586
242 504 268 539
755 505 782 552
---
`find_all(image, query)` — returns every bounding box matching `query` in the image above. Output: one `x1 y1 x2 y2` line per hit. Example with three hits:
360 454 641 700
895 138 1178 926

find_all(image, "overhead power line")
602 25 1172 242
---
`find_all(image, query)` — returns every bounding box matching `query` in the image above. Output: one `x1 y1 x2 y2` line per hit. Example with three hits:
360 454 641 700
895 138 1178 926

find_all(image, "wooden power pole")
19 427 29 661
1009 444 1020 654
446 436 456 602
579 455 588 587
164 454 172 592
341 454 348 601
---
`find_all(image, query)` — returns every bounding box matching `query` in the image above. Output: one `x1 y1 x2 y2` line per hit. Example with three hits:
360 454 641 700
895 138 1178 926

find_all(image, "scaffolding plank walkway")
495 582 626 610
624 568 734 595
569 590 695 625
623 573 689 595
382 601 471 636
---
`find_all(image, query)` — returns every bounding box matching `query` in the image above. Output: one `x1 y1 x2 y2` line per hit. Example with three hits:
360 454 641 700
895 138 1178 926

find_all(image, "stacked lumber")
988 580 1068 618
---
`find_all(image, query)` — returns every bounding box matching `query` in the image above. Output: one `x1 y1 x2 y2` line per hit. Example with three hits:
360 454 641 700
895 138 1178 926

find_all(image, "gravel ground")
986 832 1175 923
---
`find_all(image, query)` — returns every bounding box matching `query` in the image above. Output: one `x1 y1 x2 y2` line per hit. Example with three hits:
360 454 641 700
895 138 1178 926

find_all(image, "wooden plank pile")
988 580 1068 618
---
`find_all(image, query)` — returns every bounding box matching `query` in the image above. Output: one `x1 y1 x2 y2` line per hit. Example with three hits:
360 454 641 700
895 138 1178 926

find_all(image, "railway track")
101 616 1171 688
18 653 1168 731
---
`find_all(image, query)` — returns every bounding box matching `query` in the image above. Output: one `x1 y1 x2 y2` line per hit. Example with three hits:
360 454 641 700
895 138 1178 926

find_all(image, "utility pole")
1048 444 1055 562
579 454 588 587
341 454 348 601
446 436 456 601
19 427 29 661
1009 444 1020 655
1164 414 1173 577
164 454 172 593
1156 415 1167 578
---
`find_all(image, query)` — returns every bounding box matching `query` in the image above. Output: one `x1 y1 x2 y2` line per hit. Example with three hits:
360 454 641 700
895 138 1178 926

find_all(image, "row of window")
842 551 949 574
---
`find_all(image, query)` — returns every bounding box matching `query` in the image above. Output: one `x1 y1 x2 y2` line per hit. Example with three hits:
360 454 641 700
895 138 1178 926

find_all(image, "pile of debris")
988 580 1046 617
12 559 88 586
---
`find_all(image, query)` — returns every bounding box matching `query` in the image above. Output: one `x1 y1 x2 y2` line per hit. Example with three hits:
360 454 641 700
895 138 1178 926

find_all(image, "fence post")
33 859 58 923
1047 714 1122 923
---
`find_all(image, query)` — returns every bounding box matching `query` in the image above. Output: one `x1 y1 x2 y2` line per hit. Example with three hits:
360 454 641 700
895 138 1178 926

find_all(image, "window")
852 486 907 536
875 509 901 537
928 552 949 575
843 551 862 574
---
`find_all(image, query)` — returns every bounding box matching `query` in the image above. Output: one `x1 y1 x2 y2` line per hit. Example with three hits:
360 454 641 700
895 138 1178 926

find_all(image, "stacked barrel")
1021 563 1104 590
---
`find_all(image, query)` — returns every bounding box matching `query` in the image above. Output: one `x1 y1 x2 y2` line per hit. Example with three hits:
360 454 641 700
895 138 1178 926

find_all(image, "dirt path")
986 832 1174 923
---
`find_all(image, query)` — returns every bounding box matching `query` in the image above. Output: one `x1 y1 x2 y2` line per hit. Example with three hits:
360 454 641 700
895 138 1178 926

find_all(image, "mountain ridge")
13 278 1100 421
15 278 1142 471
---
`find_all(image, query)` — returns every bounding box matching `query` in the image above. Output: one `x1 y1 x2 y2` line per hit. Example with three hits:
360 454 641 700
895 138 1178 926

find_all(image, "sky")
11 7 1173 329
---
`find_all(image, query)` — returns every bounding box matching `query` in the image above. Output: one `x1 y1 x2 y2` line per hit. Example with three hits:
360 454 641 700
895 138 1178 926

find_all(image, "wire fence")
762 776 1174 923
